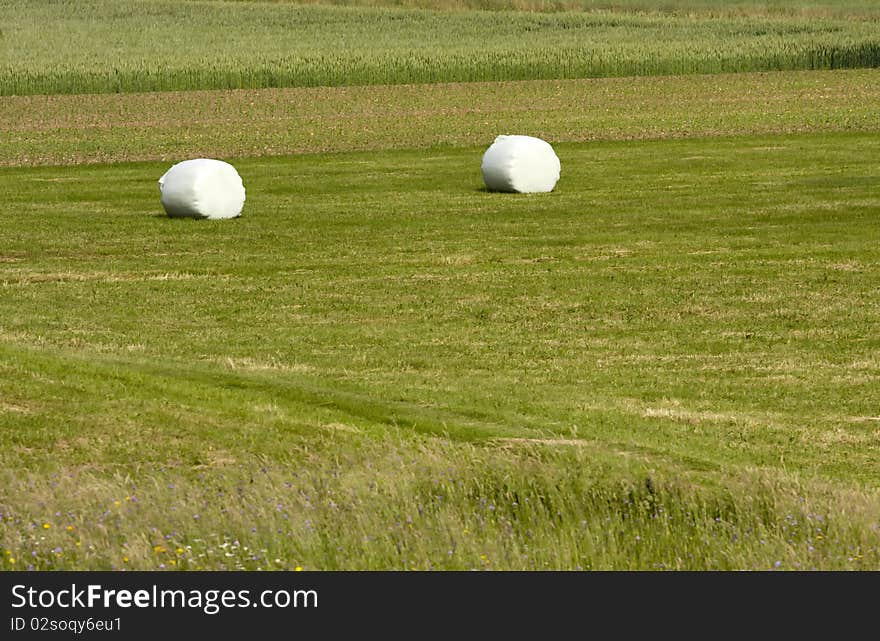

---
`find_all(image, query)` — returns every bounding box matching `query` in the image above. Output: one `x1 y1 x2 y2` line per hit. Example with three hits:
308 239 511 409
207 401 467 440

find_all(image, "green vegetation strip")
1 133 879 568
3 0 880 95
239 0 880 19
2 442 878 570
2 69 880 166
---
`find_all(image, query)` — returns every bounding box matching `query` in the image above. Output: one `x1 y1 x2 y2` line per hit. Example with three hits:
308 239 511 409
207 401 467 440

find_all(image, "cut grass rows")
2 69 880 167
2 135 879 482
1 131 879 568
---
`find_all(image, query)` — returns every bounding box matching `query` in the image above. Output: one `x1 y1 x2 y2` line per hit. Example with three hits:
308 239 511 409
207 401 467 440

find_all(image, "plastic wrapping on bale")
158 158 246 219
481 135 560 193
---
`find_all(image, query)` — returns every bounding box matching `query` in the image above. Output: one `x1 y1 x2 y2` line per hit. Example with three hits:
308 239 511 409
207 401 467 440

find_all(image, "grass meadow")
247 0 880 16
3 70 879 167
0 0 879 570
2 135 879 569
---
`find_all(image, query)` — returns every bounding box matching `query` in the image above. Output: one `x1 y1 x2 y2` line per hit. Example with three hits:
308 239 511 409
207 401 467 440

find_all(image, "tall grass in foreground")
1 434 878 570
2 1 880 95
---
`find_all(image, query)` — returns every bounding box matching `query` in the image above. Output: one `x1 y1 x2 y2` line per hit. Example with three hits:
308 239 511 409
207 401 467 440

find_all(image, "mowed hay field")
1 0 879 571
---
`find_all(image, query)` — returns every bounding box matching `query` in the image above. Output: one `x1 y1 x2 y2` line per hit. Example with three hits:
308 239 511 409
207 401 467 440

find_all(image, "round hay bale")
158 158 246 219
481 135 560 194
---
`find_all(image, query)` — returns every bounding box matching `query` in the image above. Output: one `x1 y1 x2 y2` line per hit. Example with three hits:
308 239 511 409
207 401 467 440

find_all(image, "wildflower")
154 545 167 554
66 525 74 532
176 548 184 555
113 501 121 508
8 557 14 564
295 566 303 572
42 523 51 530
123 557 129 563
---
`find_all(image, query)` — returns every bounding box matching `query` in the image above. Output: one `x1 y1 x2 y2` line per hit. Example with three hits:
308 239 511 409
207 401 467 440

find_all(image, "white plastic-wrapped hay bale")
158 158 245 219
481 135 560 194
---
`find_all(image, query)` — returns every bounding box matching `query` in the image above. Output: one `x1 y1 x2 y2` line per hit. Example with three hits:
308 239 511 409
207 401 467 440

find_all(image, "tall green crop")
2 0 880 95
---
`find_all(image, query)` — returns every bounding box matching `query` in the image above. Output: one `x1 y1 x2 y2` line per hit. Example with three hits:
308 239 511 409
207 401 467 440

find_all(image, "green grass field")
1 0 879 571
249 0 880 15
3 70 879 166
3 134 879 569
3 0 880 95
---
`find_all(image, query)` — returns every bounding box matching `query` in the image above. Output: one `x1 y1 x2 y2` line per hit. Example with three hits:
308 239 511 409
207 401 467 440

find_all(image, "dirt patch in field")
494 437 589 447
1 270 224 286
0 401 31 414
